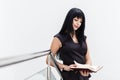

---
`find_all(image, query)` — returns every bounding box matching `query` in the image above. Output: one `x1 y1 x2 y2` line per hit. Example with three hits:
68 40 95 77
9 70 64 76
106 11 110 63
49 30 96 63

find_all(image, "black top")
54 33 87 65
54 33 90 80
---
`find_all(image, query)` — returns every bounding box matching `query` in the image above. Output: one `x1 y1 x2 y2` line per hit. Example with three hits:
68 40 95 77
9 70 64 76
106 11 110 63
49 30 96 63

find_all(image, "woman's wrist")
61 64 66 71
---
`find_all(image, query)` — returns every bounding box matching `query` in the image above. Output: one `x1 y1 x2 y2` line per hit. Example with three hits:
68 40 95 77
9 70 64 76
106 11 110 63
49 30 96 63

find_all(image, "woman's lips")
74 25 79 28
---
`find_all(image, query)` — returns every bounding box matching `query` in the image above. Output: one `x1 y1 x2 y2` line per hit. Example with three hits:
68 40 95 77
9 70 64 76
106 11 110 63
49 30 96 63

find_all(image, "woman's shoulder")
54 33 62 38
54 33 68 44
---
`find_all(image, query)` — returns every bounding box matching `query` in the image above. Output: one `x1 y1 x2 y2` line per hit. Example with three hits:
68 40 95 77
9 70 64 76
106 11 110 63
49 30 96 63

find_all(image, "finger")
70 64 76 68
68 66 74 71
80 70 84 76
83 70 87 76
83 70 89 76
73 64 77 67
70 68 74 71
72 64 77 66
86 70 90 76
84 70 90 76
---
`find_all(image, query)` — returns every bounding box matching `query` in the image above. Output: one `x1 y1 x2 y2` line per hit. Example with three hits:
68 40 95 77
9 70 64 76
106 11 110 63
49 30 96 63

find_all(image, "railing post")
47 54 51 80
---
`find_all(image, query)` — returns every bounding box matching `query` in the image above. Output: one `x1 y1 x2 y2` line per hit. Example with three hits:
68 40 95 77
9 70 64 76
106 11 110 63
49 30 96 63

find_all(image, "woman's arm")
85 39 92 65
85 48 92 65
46 37 65 70
46 37 75 71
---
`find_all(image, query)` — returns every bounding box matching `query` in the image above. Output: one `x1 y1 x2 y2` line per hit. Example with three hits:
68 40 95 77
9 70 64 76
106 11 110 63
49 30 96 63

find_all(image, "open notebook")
71 61 103 73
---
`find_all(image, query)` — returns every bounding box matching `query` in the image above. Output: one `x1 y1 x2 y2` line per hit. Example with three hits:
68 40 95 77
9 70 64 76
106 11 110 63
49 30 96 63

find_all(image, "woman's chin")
74 28 78 31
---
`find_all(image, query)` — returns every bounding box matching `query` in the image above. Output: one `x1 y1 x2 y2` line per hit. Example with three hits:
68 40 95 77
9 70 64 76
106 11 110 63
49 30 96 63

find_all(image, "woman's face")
72 17 82 31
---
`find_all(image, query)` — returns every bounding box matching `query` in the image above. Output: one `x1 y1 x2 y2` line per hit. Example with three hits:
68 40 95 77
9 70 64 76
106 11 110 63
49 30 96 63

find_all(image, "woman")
46 8 92 80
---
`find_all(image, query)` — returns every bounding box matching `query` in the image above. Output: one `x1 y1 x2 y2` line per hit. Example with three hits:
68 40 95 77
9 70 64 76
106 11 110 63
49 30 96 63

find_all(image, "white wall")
0 0 120 80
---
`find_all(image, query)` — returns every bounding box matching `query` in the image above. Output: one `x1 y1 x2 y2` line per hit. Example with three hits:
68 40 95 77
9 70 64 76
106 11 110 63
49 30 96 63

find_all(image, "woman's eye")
74 18 82 23
74 19 78 21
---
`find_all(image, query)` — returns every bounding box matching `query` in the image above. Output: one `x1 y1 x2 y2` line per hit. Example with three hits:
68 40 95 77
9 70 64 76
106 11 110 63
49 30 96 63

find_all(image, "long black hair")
59 8 86 43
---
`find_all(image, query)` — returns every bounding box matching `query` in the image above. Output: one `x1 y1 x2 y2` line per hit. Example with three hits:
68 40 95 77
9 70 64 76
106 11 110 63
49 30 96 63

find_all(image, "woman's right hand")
63 64 76 71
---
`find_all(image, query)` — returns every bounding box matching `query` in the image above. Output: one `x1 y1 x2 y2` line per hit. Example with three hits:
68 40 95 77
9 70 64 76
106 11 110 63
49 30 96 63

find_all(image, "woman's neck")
70 31 76 37
70 32 78 43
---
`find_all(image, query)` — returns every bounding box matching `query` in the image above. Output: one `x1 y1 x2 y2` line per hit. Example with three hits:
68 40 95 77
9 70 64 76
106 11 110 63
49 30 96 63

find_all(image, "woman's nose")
78 22 80 25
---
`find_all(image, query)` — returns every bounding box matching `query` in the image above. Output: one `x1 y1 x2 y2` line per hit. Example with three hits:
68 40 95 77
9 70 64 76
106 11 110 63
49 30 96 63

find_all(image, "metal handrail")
0 50 63 80
0 50 50 68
